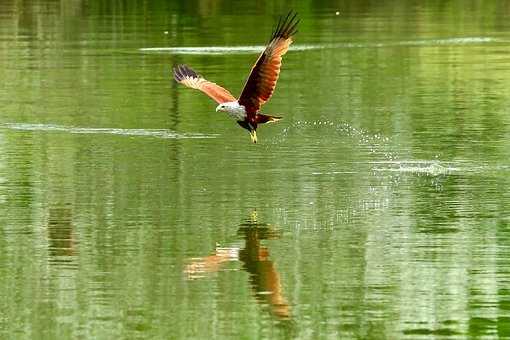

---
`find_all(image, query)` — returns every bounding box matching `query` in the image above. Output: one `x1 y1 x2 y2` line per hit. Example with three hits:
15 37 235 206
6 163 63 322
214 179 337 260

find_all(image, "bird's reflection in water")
47 204 76 265
185 211 291 320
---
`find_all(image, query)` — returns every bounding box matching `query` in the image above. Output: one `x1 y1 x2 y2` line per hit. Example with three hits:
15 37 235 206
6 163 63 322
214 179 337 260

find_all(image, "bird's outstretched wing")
173 64 237 104
238 12 299 114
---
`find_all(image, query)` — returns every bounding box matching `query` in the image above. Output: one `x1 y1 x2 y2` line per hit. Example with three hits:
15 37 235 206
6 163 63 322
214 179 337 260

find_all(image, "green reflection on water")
1 0 510 339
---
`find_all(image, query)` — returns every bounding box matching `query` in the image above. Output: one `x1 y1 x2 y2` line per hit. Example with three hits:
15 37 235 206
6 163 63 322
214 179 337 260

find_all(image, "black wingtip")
270 10 299 41
173 64 199 82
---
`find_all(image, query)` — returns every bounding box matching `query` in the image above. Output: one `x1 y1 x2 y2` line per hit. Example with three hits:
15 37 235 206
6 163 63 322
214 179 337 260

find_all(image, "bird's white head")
215 101 246 120
216 101 238 112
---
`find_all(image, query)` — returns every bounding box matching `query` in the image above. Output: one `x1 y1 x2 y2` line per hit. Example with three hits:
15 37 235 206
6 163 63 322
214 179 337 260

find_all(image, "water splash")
1 123 218 139
270 118 510 178
269 119 396 160
371 160 460 176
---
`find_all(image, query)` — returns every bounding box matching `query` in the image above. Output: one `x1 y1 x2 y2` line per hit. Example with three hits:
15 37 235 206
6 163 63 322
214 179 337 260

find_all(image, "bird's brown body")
173 12 299 143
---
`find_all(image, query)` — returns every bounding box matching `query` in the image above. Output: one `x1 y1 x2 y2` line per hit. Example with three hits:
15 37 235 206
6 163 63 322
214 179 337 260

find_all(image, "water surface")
1 0 510 339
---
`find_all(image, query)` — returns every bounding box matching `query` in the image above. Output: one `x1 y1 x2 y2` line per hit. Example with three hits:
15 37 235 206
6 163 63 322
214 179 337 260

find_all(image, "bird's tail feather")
255 114 282 124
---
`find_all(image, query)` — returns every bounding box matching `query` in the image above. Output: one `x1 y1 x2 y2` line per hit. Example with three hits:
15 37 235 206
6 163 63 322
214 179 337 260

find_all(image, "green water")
1 1 510 339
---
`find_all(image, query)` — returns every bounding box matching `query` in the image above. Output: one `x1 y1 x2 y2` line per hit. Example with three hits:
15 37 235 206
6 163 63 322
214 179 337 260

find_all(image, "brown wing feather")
173 64 237 104
238 12 299 114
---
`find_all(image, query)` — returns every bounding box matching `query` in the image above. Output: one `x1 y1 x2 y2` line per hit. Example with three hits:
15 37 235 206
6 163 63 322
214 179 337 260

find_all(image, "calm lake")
1 1 510 339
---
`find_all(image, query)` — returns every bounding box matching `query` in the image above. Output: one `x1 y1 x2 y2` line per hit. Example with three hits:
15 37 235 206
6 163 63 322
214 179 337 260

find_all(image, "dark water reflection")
1 0 510 339
186 211 291 320
47 204 76 263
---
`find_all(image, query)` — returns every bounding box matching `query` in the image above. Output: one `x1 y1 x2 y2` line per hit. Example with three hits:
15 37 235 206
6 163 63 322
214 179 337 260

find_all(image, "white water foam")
2 123 218 139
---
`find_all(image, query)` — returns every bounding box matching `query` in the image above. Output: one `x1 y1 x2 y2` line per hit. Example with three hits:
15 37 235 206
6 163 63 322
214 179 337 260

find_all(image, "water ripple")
140 37 502 55
371 160 460 176
139 44 322 54
1 123 218 139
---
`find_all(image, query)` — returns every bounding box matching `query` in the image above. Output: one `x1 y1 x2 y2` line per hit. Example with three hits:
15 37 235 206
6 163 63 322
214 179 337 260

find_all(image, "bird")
173 12 299 143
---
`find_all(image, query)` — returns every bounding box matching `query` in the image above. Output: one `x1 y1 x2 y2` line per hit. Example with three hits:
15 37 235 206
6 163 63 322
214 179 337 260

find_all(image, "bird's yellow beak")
249 130 257 143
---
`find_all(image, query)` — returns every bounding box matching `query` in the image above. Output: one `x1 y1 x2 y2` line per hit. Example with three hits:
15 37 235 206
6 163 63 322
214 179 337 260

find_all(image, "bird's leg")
250 130 257 143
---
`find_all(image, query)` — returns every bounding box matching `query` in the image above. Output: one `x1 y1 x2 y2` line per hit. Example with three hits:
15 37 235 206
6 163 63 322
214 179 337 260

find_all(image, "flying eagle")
173 12 299 143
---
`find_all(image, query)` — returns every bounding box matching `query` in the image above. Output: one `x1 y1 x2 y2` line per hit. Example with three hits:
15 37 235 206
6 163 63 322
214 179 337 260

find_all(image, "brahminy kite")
173 12 299 143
